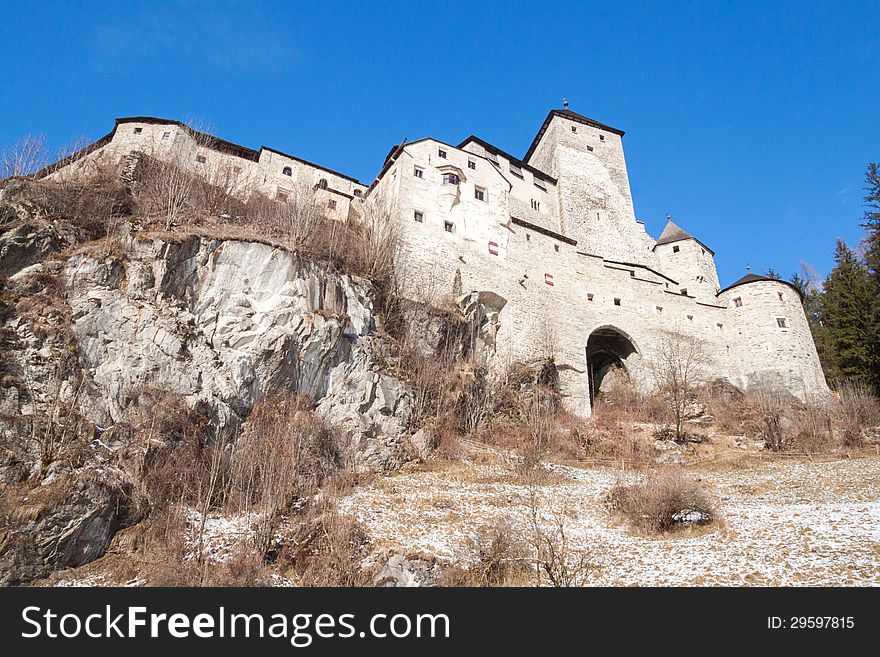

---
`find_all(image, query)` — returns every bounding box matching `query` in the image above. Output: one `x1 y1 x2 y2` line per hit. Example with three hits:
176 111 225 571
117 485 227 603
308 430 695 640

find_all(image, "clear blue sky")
2 0 877 287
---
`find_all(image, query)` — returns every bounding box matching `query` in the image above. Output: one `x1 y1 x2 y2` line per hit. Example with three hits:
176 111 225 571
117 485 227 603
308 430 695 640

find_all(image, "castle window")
468 159 476 170
282 166 293 176
413 166 424 178
733 297 743 308
444 221 454 233
413 210 424 223
318 178 328 189
655 306 663 314
328 199 337 210
442 172 460 185
554 244 559 252
196 155 206 164
353 189 362 197
776 317 788 329
162 131 171 140
571 126 577 133
509 164 523 178
680 288 688 296
687 315 694 322
134 127 143 134
586 145 594 152
531 199 540 211
717 322 724 332
778 292 784 301
474 186 486 202
233 166 242 174
438 149 447 159
599 134 605 141
672 245 680 253
526 234 531 242
613 298 621 306
587 293 594 301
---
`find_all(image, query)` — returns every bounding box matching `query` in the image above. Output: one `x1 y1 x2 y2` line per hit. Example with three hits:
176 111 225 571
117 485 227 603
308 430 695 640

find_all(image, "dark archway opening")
586 327 638 407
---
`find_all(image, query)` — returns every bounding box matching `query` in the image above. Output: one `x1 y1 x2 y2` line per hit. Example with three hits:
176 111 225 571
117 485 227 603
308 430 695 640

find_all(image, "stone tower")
524 109 656 265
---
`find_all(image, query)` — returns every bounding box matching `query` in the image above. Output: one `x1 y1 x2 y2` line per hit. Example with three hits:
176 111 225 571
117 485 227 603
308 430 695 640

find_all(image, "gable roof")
457 135 557 185
524 109 625 163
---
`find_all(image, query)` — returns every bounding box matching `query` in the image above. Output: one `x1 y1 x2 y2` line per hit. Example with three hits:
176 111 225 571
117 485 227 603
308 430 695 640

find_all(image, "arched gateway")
586 326 639 407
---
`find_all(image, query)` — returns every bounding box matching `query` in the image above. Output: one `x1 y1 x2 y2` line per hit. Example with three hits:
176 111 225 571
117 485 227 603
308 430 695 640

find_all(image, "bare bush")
652 331 711 442
525 488 595 586
282 500 372 586
230 394 339 556
2 135 48 179
834 381 880 448
444 520 530 586
605 469 715 533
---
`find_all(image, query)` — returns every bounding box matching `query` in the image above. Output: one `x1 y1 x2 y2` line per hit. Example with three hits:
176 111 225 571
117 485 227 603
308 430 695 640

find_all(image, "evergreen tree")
862 162 880 281
818 240 877 386
764 267 782 280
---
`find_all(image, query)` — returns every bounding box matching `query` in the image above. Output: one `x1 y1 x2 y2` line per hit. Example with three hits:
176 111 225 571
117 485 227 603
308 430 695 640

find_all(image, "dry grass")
605 469 716 534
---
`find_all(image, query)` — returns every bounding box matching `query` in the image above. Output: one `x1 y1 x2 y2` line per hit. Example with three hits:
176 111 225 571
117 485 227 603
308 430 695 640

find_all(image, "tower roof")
653 218 715 255
719 272 803 299
523 109 625 163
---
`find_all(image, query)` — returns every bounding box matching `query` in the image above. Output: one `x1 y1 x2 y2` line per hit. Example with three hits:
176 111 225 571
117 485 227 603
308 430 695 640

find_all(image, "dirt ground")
335 451 880 586
42 447 879 587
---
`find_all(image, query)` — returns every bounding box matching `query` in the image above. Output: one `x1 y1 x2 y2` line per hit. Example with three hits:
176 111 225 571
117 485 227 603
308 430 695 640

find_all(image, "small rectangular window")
655 306 663 314
733 297 743 308
474 186 486 202
468 159 476 170
531 199 540 211
778 292 784 301
613 298 621 306
196 155 206 163
413 166 424 178
353 189 362 197
442 173 460 185
680 288 688 296
717 322 724 332
776 317 788 328
672 245 680 253
587 293 594 301
162 131 171 140
571 125 577 133
509 164 523 178
586 145 594 152
232 166 242 174
134 127 143 134
687 315 694 322
444 221 454 233
328 199 337 209
599 134 605 142
438 149 447 159
413 210 424 223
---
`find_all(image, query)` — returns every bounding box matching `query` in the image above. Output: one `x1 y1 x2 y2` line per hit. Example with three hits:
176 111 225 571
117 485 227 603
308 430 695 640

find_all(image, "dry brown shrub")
442 520 531 587
605 469 715 534
280 500 373 587
834 381 880 448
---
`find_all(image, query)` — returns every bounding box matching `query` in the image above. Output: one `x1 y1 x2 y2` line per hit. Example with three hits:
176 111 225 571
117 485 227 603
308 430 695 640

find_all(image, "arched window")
282 166 292 176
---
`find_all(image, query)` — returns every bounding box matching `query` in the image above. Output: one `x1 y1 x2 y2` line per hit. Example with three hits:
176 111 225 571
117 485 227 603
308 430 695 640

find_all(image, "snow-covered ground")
337 455 880 586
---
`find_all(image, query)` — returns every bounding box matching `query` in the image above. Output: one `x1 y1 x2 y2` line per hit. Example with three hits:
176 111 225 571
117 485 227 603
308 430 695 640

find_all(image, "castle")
43 108 830 415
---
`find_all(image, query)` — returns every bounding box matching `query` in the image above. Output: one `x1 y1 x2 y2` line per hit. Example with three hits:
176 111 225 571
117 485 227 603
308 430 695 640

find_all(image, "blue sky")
1 0 877 286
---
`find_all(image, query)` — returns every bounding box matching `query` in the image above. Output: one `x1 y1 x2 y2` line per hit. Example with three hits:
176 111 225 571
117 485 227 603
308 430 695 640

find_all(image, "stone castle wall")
44 114 831 414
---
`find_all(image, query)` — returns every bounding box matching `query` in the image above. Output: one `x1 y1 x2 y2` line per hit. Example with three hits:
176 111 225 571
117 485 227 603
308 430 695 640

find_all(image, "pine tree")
862 162 880 281
818 240 877 386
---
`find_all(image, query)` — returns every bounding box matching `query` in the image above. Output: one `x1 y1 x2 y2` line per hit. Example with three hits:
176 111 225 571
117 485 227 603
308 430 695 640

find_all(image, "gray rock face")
64 235 412 470
0 466 138 586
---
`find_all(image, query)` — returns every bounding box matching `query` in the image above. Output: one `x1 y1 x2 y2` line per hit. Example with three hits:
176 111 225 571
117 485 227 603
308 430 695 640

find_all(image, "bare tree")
525 486 595 586
2 134 48 179
652 331 711 442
